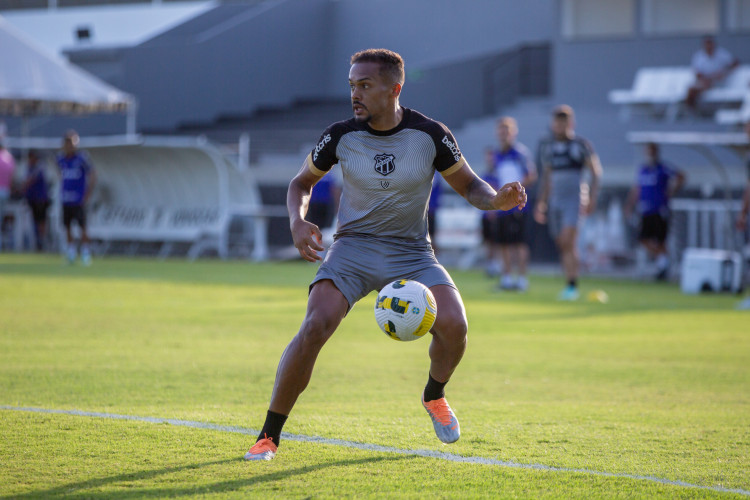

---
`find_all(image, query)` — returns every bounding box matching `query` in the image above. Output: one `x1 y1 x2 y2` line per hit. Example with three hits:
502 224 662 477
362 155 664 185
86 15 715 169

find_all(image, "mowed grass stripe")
3 405 748 497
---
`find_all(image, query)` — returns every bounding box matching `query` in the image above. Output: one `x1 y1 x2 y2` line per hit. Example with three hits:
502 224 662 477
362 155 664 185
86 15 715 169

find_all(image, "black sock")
568 279 578 288
257 410 288 445
423 373 447 402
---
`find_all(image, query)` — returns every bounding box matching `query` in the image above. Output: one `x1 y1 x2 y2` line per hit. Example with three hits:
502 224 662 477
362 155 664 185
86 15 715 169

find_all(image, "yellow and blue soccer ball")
374 279 437 341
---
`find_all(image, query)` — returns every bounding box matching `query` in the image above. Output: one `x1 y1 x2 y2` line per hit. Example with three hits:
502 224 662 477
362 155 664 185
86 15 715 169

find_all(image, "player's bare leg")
64 223 76 263
516 243 530 291
499 245 515 289
422 284 467 443
557 226 579 300
80 225 92 265
270 279 348 415
641 239 669 280
246 279 348 460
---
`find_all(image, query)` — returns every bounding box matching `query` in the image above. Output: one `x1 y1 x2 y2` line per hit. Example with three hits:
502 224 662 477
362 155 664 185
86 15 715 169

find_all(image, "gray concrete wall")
323 0 556 96
119 0 333 131
60 0 750 134
66 0 557 132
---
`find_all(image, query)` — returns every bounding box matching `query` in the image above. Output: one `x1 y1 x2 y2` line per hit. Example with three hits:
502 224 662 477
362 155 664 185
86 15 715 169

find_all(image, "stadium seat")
715 90 750 126
703 65 750 105
609 65 750 122
608 67 694 121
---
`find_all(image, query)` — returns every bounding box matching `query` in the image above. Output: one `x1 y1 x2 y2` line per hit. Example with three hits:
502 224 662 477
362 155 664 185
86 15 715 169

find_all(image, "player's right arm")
288 158 326 262
624 183 639 220
533 141 551 224
289 123 343 262
737 180 750 230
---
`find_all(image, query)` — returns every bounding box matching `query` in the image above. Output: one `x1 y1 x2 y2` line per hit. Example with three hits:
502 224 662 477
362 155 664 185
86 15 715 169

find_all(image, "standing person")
57 130 96 265
480 152 503 278
736 120 750 233
0 139 16 252
734 121 750 310
534 105 602 301
306 171 340 230
244 49 527 461
22 150 51 252
625 143 686 281
427 172 441 254
485 117 537 291
685 36 739 110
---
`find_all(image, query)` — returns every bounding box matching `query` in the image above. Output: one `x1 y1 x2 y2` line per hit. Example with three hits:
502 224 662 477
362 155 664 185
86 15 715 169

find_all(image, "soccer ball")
374 279 437 341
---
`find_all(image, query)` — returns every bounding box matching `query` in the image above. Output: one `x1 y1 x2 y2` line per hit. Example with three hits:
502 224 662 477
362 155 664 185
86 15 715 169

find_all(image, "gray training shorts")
311 233 457 310
547 201 581 240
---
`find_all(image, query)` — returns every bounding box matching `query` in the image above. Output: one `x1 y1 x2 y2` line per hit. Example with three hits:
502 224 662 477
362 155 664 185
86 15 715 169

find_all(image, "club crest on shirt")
374 153 396 176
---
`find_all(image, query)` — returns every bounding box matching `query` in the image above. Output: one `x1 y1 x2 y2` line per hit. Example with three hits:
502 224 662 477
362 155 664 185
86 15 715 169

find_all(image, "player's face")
703 38 715 55
62 137 78 156
551 116 573 139
497 123 517 148
349 62 396 124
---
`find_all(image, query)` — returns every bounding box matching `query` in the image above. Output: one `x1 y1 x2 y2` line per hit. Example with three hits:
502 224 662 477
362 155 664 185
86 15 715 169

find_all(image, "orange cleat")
244 435 277 461
422 396 460 444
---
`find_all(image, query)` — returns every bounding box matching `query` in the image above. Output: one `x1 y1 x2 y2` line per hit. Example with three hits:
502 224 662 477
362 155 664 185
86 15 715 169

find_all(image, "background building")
2 0 749 264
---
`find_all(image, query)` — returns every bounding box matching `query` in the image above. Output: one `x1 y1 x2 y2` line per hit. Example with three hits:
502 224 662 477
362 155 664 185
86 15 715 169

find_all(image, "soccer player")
22 150 51 252
484 117 536 291
534 105 602 301
625 142 686 281
57 130 97 265
245 49 527 460
0 138 15 252
737 120 750 233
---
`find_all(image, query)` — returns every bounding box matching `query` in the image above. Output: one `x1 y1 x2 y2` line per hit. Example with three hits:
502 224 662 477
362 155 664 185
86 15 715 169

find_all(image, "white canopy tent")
0 16 136 136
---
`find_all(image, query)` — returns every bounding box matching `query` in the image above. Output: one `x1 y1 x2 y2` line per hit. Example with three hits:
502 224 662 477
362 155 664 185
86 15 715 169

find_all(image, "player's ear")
392 82 402 98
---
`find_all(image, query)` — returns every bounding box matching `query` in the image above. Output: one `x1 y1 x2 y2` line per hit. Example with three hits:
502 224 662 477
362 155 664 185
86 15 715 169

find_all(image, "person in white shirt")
686 36 739 109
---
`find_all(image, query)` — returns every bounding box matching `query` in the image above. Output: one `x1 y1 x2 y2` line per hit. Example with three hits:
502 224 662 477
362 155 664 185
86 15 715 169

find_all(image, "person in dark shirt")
535 105 602 301
22 150 51 251
625 142 685 280
56 130 97 265
736 121 750 232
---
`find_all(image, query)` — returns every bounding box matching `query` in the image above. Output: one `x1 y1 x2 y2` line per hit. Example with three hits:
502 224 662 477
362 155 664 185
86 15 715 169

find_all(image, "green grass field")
1 253 748 499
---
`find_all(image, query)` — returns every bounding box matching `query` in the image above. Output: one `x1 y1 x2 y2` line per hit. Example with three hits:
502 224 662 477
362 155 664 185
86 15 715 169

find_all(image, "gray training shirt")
537 135 595 207
306 107 464 240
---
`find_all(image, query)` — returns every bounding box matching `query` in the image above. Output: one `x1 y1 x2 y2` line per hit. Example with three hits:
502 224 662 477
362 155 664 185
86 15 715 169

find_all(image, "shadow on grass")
3 454 407 499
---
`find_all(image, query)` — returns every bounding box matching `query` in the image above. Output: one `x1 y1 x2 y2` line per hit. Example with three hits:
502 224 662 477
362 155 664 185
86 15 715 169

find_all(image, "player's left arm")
521 147 538 187
670 169 686 197
84 156 97 204
736 180 750 230
443 160 526 212
583 153 602 215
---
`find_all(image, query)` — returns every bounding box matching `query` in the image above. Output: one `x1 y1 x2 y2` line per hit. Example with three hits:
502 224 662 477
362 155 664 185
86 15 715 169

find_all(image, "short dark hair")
552 104 574 119
350 48 405 84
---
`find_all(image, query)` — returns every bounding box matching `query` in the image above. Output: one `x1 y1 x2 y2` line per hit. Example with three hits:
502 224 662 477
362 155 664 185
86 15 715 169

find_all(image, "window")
642 0 719 35
728 0 750 31
562 0 635 39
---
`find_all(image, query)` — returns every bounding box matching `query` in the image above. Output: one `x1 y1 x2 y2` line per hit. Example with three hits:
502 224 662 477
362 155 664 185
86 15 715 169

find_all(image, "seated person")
685 36 739 109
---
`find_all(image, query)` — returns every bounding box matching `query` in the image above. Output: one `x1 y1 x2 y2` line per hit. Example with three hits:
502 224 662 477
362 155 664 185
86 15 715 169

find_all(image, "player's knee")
434 313 468 345
298 312 338 347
